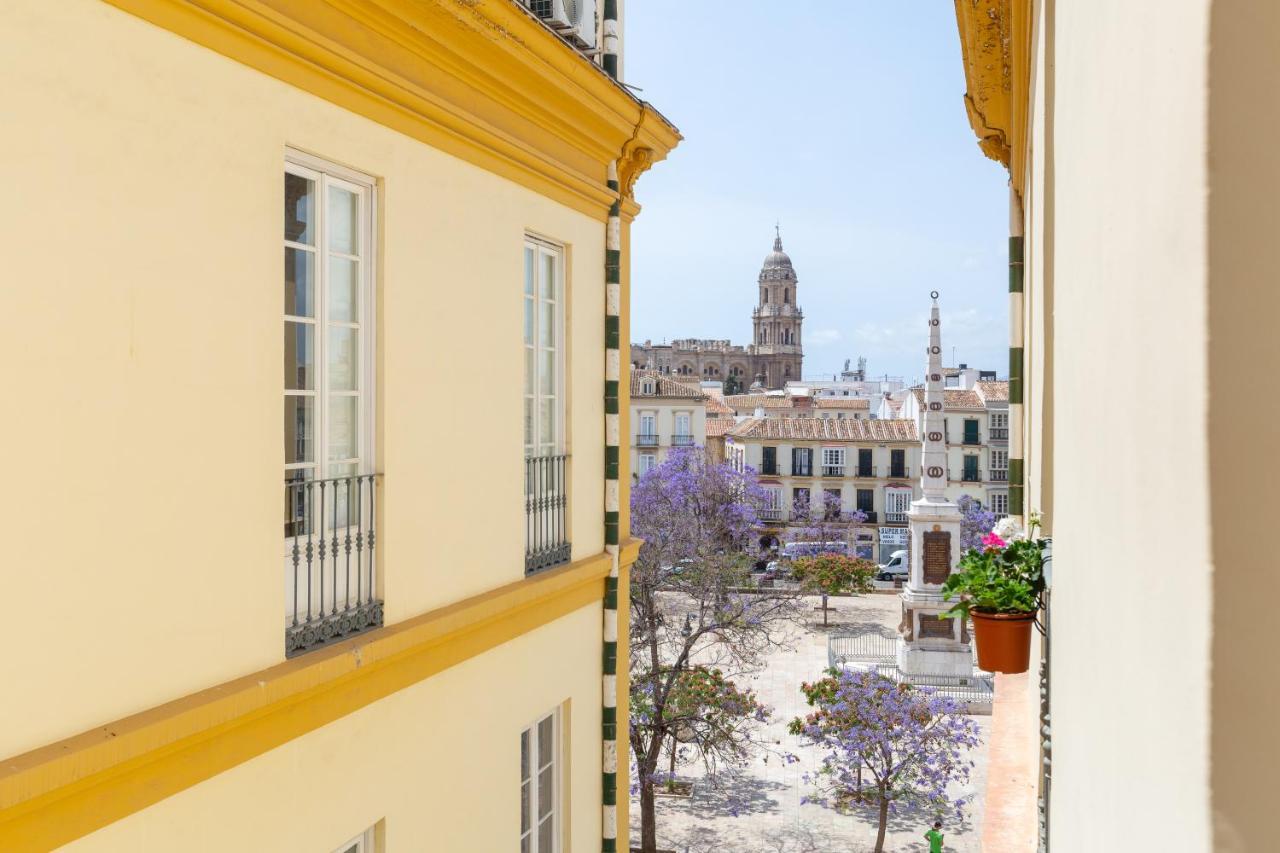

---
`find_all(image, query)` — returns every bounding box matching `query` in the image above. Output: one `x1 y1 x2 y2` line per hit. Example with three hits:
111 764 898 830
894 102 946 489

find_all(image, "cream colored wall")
1036 0 1213 848
627 398 706 471
1 0 604 757
60 601 603 853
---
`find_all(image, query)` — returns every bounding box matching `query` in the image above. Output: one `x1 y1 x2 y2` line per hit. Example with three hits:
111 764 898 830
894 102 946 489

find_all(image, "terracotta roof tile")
705 418 736 438
814 397 870 409
727 417 919 442
722 393 794 410
630 369 705 399
976 380 1009 403
705 396 734 416
908 387 985 410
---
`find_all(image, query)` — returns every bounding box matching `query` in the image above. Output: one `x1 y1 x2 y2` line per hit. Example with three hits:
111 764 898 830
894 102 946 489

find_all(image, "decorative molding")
101 0 680 219
0 541 641 852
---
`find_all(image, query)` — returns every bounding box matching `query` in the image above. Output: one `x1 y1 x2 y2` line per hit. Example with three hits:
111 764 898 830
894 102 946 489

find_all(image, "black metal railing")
991 469 1008 481
672 434 695 446
821 465 845 477
888 466 909 479
855 465 876 478
963 435 982 446
635 434 659 448
859 510 878 523
526 454 571 574
284 473 383 658
759 508 784 521
962 469 981 482
990 427 1009 440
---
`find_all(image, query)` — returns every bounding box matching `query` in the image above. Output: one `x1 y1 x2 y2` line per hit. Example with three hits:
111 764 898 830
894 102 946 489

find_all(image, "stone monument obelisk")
896 292 973 678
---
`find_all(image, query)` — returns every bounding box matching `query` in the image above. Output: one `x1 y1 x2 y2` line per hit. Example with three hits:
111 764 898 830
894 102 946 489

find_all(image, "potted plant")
940 514 1046 674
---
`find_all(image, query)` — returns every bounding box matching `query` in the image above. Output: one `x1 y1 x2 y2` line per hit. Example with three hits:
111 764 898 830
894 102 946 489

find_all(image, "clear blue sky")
624 2 1009 383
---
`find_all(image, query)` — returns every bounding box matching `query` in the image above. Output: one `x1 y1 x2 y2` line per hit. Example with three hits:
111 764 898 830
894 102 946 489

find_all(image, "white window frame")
674 411 691 438
639 411 657 439
283 152 376 565
991 492 1010 517
885 488 913 518
638 452 656 475
990 411 1009 430
525 236 566 459
991 449 1009 470
332 826 375 853
521 709 562 853
822 446 845 475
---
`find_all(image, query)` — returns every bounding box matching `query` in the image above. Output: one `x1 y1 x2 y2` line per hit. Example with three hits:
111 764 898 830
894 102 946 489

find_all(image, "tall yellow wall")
59 602 603 852
1032 0 1214 847
1 0 604 757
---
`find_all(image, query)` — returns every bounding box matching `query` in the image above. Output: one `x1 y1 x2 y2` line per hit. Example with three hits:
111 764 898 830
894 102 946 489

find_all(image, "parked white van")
876 550 908 581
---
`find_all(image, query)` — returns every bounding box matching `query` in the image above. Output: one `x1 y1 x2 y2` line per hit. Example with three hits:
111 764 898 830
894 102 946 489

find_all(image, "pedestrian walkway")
630 594 989 852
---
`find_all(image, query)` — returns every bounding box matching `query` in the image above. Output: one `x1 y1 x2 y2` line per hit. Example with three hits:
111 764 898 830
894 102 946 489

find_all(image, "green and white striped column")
1008 224 1025 519
601 5 622 850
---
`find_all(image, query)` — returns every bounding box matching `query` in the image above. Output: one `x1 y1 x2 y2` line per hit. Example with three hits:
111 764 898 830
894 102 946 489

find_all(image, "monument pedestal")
895 496 973 678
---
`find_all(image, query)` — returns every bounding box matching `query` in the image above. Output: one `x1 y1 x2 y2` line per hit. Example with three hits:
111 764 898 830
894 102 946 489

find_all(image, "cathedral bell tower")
750 227 804 389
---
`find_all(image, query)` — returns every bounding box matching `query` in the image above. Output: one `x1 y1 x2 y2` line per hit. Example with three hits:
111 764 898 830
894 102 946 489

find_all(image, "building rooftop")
728 417 919 442
976 380 1010 403
908 387 986 410
630 369 705 399
705 418 737 438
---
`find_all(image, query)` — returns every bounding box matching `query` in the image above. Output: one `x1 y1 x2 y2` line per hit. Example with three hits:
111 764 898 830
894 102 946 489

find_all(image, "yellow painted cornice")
0 540 642 852
101 0 680 218
952 0 1031 194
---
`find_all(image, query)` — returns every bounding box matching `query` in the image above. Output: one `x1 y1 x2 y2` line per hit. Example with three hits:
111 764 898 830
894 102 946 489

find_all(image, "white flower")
993 516 1025 541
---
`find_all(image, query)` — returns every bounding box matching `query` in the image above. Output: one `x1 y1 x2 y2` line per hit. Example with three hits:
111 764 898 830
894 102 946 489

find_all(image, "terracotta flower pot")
971 610 1036 673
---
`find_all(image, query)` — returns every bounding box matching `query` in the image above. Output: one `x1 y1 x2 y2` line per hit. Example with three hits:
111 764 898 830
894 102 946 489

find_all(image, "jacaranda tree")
957 494 998 554
789 669 982 852
630 447 799 853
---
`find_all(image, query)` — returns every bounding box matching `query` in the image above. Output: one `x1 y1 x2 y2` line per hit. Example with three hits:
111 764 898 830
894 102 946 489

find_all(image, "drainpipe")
601 3 622 852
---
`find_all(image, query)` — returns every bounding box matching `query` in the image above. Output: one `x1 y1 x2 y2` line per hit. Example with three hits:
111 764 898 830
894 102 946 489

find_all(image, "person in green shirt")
924 820 945 852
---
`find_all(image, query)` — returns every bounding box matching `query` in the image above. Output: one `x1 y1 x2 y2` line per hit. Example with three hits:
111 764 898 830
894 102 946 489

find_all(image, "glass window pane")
538 767 553 818
328 396 358 461
284 322 314 390
285 248 314 317
521 837 530 853
284 395 314 464
329 327 358 391
525 297 534 346
525 247 535 296
284 172 313 244
524 398 534 449
540 300 554 348
539 399 553 447
328 186 359 255
540 350 554 396
521 780 530 832
521 730 531 781
525 349 534 395
329 256 358 322
538 716 554 766
542 253 556 301
538 815 553 850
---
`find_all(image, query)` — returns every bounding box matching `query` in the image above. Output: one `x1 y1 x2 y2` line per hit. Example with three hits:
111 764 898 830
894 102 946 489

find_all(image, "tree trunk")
874 791 889 853
667 734 678 792
822 593 829 626
639 776 658 853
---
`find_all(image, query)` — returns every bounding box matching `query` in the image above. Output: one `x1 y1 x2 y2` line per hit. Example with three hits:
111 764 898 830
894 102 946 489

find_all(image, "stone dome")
759 230 796 281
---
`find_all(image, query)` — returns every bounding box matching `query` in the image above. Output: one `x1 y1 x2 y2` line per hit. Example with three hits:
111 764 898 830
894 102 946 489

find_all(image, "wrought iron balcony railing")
962 469 982 482
821 465 845 477
635 434 659 448
671 434 695 446
284 473 383 658
888 466 910 479
759 508 785 521
855 465 876 478
963 435 982 446
526 453 571 574
859 510 878 523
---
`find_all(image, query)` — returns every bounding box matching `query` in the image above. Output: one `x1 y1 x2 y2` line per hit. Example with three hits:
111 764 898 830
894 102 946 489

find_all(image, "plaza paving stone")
630 593 989 853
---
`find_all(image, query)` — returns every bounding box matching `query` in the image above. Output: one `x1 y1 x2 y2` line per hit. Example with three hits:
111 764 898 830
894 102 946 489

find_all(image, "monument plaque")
918 615 954 640
922 531 951 584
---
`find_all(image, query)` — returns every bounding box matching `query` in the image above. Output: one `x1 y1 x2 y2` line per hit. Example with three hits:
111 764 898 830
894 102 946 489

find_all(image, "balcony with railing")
962 467 982 482
525 454 570 574
859 510 878 524
759 508 785 522
821 464 845 477
671 434 695 446
990 427 1009 440
635 433 659 448
284 473 383 658
888 466 910 479
854 464 877 478
991 468 1008 482
963 434 982 446
885 511 908 524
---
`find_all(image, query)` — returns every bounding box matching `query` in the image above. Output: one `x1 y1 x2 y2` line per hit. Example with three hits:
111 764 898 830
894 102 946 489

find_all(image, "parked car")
876 550 909 581
781 540 848 559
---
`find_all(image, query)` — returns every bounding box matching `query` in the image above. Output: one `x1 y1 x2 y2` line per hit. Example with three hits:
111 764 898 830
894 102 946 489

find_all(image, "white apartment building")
630 369 707 477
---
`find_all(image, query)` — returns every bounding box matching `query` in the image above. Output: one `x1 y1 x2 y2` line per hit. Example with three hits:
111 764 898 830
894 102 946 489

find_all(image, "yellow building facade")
0 1 678 850
951 1 1277 850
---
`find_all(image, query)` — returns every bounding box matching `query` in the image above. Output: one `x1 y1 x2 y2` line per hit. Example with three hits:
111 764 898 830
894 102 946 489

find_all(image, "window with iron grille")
524 237 568 573
761 446 778 475
821 447 845 476
791 447 812 476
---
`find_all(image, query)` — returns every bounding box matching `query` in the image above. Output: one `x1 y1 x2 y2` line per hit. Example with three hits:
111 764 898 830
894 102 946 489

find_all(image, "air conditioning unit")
529 0 598 50
528 0 572 31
